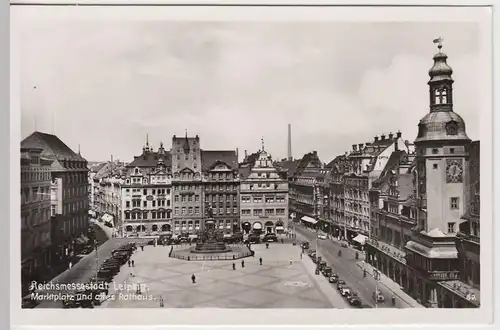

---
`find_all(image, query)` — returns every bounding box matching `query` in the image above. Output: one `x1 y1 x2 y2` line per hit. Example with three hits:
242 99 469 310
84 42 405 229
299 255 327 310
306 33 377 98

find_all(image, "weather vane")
433 37 443 51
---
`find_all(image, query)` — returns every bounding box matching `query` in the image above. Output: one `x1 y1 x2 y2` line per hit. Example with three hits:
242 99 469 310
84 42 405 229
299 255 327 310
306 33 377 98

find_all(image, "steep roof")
21 131 85 161
293 152 322 178
128 150 172 168
275 159 301 178
201 150 238 172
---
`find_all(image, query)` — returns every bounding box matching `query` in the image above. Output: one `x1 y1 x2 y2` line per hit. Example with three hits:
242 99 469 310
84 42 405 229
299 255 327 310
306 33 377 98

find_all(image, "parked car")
307 249 316 256
340 287 352 297
263 233 278 242
311 255 317 263
329 274 339 283
348 295 362 307
373 290 385 302
322 266 332 277
336 280 346 290
317 233 327 240
244 234 261 244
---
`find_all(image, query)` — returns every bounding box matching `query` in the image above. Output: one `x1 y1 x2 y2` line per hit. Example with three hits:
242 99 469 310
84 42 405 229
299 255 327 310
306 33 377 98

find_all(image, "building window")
152 200 156 207
181 196 186 202
447 222 456 233
450 197 459 209
242 196 251 203
188 207 193 215
241 209 251 215
265 209 274 216
265 195 274 203
253 209 263 216
174 196 179 202
276 208 285 215
450 148 455 154
182 207 186 215
195 207 200 215
174 207 179 215
125 213 130 220
253 196 263 203
126 201 130 208
433 164 438 169
195 195 199 202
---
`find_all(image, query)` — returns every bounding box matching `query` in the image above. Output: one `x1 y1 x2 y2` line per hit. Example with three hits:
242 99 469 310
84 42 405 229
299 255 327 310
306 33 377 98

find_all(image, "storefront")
301 216 318 229
275 221 285 234
253 222 263 234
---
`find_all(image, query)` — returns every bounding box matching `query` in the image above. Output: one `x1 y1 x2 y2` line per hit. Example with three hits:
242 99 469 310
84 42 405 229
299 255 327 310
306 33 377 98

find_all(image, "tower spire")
428 37 454 113
78 144 81 155
261 137 265 152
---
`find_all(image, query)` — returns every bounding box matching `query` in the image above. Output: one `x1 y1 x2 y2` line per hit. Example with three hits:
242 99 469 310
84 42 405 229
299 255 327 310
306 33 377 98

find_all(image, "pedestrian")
281 238 284 244
141 245 144 251
132 260 135 267
159 296 164 307
300 252 303 259
259 257 262 265
68 261 72 269
241 260 245 268
128 260 131 267
392 295 396 306
289 258 293 265
191 274 196 284
232 262 236 270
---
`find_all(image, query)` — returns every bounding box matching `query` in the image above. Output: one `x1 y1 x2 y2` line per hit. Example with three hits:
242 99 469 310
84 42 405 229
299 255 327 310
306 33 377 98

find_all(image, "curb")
356 262 423 308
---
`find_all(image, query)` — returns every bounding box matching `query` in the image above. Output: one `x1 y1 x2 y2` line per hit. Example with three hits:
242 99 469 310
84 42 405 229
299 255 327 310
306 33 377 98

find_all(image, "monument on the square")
191 207 232 254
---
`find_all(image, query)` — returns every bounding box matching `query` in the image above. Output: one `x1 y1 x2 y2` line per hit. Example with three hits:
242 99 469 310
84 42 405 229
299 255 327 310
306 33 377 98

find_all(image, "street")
295 225 412 308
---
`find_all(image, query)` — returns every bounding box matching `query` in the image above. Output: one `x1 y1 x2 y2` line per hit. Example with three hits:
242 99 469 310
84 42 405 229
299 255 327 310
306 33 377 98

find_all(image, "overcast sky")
13 10 481 163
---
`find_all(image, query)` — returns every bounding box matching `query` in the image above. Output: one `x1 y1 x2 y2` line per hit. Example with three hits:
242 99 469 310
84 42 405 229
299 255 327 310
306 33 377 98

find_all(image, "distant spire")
433 36 443 52
78 144 81 155
146 134 149 147
261 137 265 151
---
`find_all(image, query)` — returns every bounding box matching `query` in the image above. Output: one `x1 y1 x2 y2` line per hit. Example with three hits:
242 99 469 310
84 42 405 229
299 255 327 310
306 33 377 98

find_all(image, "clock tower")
414 40 471 234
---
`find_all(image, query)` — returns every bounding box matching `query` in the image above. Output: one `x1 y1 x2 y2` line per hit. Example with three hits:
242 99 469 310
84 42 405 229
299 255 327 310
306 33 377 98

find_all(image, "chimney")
374 136 379 142
313 150 318 156
236 148 239 160
358 143 364 150
287 124 293 161
381 134 386 140
352 144 357 151
405 140 410 147
396 131 402 138
244 150 248 159
389 132 394 139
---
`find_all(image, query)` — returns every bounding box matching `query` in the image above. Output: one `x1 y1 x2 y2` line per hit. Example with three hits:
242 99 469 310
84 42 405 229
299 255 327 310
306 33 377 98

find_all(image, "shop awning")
276 226 284 230
223 234 232 238
253 222 262 230
76 235 89 245
301 216 318 224
101 213 114 223
352 234 367 245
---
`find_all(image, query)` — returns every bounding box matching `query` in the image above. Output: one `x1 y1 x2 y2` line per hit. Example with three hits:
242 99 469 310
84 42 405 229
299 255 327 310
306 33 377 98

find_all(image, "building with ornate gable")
121 140 173 236
240 146 289 234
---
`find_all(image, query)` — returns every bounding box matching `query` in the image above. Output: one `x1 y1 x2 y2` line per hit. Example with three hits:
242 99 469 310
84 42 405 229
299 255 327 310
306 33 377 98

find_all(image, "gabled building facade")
202 151 240 233
121 141 173 236
240 149 289 234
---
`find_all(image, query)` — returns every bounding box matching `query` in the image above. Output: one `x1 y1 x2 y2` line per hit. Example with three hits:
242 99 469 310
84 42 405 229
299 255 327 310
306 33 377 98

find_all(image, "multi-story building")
342 133 412 239
401 41 474 308
327 155 349 239
289 151 323 228
201 150 240 233
436 140 480 308
240 148 289 234
121 141 173 236
98 175 124 230
21 131 90 272
171 134 203 234
364 149 416 291
20 147 53 294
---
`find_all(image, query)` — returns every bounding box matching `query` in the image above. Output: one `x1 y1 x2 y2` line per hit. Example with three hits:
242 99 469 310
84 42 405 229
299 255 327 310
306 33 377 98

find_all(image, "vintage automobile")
301 241 310 250
348 295 362 307
244 233 261 244
262 233 278 242
373 290 385 303
328 274 339 283
336 279 346 290
318 261 327 271
340 286 352 297
322 266 332 277
317 233 327 240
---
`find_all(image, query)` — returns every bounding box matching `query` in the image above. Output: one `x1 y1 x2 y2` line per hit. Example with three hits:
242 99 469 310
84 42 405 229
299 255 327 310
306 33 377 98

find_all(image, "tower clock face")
446 159 463 183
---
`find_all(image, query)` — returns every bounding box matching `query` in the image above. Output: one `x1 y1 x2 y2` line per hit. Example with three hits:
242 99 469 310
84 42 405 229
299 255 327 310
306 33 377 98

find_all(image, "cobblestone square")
101 243 342 308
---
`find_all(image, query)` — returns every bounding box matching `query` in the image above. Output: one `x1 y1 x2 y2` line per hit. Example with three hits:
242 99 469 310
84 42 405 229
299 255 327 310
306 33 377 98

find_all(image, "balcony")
456 231 480 245
416 198 427 209
427 270 460 281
